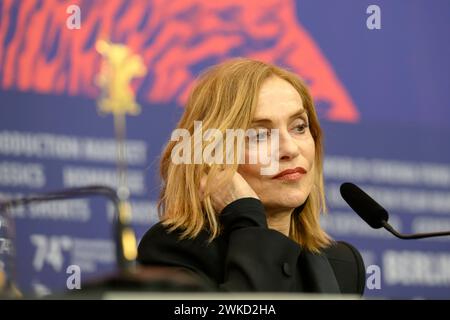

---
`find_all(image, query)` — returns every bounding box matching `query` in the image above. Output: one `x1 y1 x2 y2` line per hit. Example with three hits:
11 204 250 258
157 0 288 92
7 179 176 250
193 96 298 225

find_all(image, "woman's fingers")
199 169 259 213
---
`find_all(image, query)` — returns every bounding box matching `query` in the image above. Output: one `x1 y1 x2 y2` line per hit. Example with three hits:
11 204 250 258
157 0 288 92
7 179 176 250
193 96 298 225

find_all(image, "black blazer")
138 198 365 296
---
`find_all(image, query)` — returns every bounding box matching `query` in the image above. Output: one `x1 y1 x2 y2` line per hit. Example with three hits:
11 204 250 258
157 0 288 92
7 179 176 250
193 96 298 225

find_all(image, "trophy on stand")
95 39 148 274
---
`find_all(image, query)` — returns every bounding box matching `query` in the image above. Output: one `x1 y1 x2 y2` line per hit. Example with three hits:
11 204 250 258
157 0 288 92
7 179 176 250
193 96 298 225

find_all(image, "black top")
138 198 365 295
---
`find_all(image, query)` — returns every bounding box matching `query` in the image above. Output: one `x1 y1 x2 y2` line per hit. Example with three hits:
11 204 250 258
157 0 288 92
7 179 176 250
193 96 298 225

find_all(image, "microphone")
340 182 450 239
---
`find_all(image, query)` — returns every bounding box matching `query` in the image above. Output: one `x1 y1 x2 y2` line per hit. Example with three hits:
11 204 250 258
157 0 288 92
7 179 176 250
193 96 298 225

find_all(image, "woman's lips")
272 167 307 180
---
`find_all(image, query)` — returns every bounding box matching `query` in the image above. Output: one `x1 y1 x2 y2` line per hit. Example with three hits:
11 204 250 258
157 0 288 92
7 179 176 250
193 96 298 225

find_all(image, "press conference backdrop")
0 0 449 299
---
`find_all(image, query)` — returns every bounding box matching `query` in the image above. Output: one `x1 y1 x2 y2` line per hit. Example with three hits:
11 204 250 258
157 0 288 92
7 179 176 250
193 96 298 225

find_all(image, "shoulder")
322 241 366 296
138 222 210 264
136 223 219 291
137 222 224 282
138 222 177 246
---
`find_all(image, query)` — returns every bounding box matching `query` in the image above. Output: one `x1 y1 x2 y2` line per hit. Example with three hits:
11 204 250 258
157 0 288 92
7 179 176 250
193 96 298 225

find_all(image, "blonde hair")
158 58 331 252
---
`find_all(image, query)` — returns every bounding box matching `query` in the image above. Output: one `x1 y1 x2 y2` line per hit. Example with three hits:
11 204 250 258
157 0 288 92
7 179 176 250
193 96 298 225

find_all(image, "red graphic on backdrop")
0 0 359 122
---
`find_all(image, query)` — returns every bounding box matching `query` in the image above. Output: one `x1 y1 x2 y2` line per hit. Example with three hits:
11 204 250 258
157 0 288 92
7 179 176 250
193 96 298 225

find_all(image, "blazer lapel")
301 251 341 294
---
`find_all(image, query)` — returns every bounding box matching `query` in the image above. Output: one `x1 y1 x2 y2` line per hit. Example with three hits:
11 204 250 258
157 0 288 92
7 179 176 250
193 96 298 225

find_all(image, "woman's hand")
200 171 259 214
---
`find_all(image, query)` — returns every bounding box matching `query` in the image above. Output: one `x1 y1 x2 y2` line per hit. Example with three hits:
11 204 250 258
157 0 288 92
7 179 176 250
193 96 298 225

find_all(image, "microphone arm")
380 220 450 240
0 185 137 273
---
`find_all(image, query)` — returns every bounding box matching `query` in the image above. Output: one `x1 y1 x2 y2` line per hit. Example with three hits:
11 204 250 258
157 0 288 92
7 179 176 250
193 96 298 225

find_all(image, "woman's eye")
293 123 308 133
256 130 269 141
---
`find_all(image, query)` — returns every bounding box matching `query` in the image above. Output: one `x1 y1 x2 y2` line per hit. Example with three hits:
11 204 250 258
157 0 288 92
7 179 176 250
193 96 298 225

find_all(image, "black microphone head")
340 182 389 229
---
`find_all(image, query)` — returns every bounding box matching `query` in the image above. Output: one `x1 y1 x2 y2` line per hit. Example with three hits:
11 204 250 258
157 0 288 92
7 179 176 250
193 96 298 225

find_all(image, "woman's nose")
278 131 300 161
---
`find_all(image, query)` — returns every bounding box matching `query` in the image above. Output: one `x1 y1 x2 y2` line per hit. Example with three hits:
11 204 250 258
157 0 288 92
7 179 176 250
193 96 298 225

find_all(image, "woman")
138 58 365 295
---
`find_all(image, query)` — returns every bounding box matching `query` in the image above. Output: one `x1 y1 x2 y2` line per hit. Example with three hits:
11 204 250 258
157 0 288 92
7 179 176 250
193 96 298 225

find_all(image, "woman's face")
238 76 316 213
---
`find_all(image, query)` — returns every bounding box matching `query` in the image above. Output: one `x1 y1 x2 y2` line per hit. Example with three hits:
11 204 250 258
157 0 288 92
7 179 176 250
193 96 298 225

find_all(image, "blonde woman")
138 58 365 295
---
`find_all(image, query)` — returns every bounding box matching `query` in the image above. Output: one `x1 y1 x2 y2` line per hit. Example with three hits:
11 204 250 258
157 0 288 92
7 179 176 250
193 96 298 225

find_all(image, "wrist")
220 197 268 232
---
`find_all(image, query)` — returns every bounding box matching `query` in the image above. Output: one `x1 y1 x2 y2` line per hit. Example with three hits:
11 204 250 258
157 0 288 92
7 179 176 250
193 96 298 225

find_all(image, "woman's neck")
265 208 293 237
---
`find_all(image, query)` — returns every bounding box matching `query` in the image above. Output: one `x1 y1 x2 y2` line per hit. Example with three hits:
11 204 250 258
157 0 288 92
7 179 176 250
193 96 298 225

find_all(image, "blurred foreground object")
0 200 21 298
0 186 210 298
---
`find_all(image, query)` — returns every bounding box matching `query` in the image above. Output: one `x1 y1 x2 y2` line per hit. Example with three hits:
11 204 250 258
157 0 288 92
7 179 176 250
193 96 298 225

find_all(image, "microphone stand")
381 220 450 240
0 185 132 298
